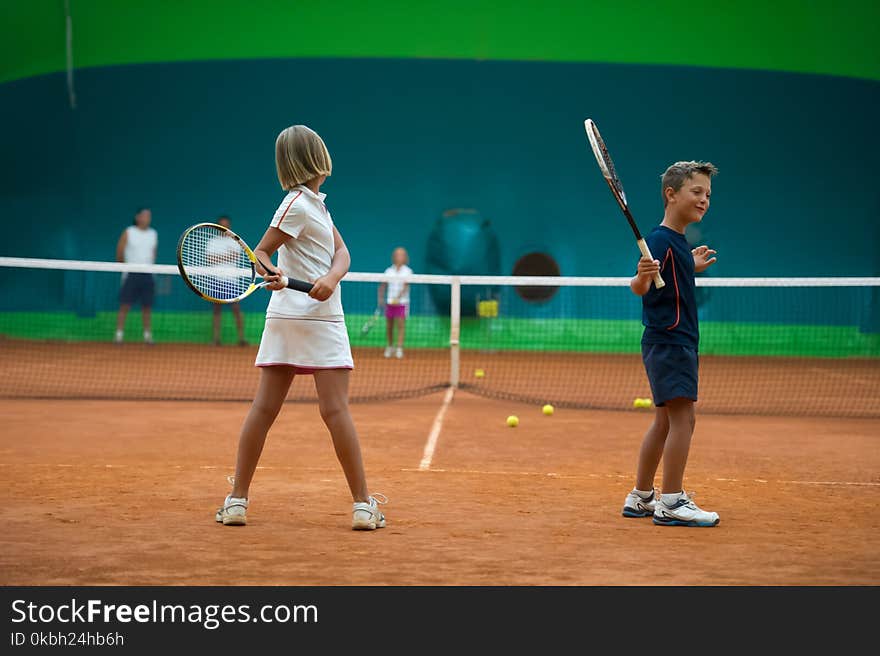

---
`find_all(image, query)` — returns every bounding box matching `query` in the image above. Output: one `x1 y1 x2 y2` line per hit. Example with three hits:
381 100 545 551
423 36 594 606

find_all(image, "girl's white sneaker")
352 494 387 530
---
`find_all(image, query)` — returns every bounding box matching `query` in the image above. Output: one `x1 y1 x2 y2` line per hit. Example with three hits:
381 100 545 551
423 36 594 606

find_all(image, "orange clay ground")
1 393 878 585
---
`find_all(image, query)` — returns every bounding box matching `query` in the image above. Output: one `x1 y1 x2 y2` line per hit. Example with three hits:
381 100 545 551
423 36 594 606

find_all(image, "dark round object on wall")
512 252 560 302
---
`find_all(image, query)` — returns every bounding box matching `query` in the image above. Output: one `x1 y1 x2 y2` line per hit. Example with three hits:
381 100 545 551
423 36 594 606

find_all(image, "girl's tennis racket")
584 118 665 289
360 308 381 335
177 222 313 303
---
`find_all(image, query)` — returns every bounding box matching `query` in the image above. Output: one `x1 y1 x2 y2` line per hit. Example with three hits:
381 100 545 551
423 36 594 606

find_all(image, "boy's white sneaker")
383 347 393 358
622 489 656 518
352 494 387 530
395 347 404 359
653 492 719 527
215 494 248 526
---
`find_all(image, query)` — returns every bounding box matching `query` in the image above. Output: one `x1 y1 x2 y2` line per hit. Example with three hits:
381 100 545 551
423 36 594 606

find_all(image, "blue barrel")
425 209 501 316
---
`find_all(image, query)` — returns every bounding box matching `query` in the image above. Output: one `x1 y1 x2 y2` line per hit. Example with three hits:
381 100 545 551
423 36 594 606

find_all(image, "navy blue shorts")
641 343 698 406
119 273 155 307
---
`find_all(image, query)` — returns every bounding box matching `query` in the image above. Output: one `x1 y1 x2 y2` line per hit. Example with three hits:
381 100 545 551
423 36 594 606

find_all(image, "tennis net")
1 257 878 417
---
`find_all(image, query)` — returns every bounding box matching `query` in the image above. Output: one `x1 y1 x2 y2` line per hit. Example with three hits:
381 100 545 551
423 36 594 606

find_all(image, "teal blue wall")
2 59 879 306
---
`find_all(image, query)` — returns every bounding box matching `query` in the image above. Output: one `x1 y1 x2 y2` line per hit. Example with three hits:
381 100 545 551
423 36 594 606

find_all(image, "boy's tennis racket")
177 222 313 304
360 308 381 335
584 118 665 289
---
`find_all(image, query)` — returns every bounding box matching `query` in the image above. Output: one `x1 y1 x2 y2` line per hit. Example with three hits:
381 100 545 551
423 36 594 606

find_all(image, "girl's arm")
252 227 290 290
377 283 387 307
115 231 127 262
630 256 660 296
309 226 350 301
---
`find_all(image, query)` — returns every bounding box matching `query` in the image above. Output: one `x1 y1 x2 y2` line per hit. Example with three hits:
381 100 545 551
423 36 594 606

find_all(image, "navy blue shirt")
641 225 698 349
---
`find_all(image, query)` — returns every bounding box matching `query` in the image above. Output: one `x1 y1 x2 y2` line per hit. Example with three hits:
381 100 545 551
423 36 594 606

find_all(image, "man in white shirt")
378 247 412 359
208 215 247 346
114 208 158 344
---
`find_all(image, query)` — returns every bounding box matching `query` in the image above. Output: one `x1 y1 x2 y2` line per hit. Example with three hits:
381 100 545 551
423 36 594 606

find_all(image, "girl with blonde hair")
216 125 386 531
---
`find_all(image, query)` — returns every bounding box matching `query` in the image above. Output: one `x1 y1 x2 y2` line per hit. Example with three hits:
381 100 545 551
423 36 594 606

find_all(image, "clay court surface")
2 393 878 585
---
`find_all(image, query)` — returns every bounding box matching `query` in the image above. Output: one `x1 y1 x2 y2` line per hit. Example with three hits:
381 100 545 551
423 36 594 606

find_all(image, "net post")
449 276 461 388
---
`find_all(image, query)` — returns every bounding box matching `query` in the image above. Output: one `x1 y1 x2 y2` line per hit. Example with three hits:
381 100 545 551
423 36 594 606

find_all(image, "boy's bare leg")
635 406 670 491
660 398 695 494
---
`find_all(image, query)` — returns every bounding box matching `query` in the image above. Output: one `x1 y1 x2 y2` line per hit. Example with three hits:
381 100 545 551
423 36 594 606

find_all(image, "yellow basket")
477 300 499 318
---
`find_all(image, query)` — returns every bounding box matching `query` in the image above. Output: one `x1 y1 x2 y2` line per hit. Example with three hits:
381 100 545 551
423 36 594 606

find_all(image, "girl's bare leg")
385 317 394 348
313 369 369 502
230 366 295 498
395 316 406 348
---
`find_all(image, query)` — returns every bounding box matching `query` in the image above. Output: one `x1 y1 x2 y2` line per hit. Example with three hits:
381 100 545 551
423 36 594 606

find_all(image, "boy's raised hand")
692 245 717 272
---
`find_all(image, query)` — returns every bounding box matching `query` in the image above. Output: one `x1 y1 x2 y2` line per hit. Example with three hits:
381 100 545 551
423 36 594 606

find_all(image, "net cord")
2 257 878 288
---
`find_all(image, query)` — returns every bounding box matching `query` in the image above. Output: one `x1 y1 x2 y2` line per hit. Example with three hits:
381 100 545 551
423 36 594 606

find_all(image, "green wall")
2 0 880 84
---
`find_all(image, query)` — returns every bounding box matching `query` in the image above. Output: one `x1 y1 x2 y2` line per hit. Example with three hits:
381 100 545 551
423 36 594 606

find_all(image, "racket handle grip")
636 238 666 289
283 276 314 294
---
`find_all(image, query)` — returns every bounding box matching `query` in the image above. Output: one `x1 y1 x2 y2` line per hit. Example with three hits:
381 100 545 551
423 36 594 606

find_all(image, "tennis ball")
542 404 554 416
474 369 485 378
633 398 643 408
506 415 519 428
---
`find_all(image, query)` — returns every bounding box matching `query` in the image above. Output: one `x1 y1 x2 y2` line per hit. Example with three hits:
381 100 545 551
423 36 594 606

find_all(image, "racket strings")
591 126 625 197
180 226 254 301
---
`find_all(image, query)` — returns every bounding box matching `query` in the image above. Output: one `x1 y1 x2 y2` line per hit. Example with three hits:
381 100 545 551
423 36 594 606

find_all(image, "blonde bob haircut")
275 125 333 190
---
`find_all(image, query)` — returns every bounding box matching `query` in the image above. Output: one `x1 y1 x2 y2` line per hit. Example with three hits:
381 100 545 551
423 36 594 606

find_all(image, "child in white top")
216 125 386 531
379 247 411 359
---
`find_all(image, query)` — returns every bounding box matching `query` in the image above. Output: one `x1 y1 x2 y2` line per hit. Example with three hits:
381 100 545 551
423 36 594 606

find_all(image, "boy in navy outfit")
622 161 720 527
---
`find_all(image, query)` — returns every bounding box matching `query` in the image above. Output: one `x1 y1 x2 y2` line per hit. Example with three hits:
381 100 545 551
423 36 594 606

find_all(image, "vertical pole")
65 0 77 109
450 276 461 388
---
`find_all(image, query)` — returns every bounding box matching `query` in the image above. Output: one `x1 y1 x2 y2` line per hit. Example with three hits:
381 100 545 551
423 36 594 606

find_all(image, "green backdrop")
2 0 879 84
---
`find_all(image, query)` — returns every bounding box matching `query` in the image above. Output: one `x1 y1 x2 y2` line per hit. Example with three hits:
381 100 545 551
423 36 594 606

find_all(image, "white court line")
4 463 878 487
779 480 880 487
402 467 880 487
418 387 456 471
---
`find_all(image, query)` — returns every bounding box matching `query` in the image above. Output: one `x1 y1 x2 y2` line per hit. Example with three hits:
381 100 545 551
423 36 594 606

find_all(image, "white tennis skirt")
255 317 354 372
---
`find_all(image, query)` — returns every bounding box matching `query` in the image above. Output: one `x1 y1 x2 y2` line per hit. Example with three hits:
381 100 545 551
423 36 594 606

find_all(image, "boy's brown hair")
660 161 718 206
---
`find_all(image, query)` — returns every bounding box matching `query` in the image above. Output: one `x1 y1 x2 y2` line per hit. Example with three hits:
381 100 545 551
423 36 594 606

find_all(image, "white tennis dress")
255 185 353 371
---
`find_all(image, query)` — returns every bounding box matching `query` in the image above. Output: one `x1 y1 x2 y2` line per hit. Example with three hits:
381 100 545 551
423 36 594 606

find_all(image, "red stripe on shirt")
661 247 681 331
272 191 302 228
